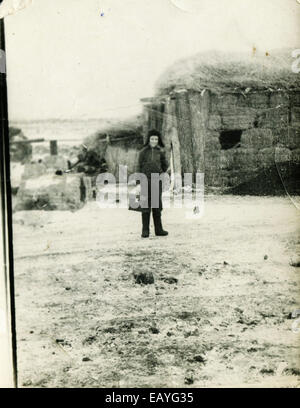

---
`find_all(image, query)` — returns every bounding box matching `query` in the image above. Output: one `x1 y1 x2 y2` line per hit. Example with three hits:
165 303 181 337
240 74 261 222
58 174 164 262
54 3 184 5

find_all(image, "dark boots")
141 210 168 237
141 212 150 238
152 209 168 236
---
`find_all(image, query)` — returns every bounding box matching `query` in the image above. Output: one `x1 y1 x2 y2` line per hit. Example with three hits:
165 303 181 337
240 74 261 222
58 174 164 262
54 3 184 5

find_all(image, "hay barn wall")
204 90 300 188
83 130 144 181
142 89 300 189
105 144 141 179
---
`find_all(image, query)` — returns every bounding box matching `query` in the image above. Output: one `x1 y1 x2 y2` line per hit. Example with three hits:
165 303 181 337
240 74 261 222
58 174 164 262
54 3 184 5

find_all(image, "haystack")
155 49 300 95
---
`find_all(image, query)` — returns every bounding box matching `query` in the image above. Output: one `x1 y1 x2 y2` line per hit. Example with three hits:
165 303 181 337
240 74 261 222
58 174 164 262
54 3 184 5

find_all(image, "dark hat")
144 129 165 147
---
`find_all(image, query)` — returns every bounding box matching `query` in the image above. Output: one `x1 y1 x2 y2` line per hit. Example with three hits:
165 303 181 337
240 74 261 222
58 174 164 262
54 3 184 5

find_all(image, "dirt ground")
12 195 300 388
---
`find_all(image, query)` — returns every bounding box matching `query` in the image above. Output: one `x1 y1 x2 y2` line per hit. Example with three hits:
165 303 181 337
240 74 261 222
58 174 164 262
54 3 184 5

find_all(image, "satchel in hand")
128 185 148 212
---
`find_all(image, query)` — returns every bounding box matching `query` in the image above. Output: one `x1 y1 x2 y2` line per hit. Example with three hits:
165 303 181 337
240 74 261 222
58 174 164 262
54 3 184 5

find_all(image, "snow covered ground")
12 196 300 387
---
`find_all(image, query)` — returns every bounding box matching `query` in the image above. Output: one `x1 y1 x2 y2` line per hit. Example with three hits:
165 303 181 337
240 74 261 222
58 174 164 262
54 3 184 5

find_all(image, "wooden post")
161 97 172 150
50 140 58 156
156 102 165 133
142 104 150 144
162 96 182 190
175 90 194 175
188 90 210 175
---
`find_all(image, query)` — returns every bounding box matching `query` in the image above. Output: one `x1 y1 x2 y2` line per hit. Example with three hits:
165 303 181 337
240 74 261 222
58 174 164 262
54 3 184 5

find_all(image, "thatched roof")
155 49 300 96
83 116 143 156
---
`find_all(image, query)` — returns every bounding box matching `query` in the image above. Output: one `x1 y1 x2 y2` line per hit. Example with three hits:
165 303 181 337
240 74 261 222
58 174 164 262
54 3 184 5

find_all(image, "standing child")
138 129 169 238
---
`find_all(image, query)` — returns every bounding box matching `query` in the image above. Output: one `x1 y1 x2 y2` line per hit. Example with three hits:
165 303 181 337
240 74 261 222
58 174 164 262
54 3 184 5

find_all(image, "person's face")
149 135 159 148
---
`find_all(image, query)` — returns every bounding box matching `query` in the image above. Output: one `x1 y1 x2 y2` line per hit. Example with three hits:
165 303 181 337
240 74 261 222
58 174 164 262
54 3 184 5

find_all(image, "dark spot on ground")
133 271 154 285
149 327 160 334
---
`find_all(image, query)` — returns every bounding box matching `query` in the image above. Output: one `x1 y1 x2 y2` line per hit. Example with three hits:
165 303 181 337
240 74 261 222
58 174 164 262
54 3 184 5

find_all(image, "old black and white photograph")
0 0 300 389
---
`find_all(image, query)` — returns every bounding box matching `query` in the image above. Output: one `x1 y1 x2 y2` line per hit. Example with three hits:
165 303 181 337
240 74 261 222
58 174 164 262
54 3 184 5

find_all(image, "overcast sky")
4 0 300 120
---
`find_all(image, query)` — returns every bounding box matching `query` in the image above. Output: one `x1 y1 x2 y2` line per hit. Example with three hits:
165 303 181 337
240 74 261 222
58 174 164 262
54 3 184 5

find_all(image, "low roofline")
141 87 300 104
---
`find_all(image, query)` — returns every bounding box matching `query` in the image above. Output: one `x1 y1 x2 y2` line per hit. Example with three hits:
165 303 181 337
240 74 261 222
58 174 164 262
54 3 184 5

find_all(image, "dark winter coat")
137 144 168 212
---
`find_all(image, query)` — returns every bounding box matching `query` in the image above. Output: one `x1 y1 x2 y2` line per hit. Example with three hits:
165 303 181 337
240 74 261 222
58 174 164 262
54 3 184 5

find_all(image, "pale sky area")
4 0 300 120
